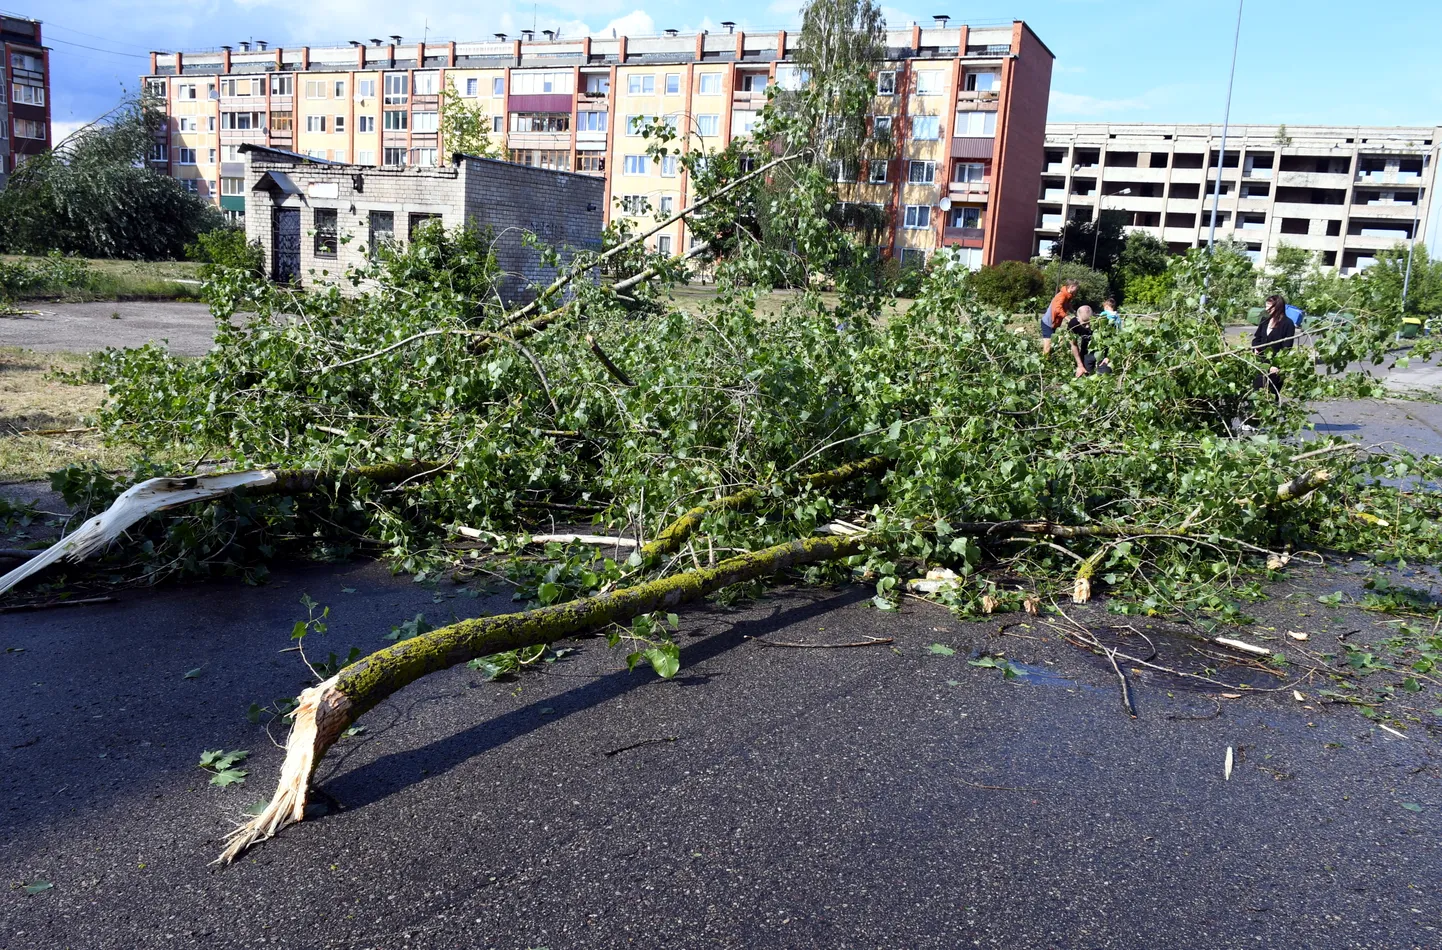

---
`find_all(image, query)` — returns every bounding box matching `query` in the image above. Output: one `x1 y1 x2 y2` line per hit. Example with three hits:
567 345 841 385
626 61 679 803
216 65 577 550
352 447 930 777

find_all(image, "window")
956 112 997 137
618 194 649 215
584 75 610 95
872 115 892 140
413 72 438 95
306 115 327 133
14 118 43 140
506 148 571 171
626 115 647 136
221 177 245 196
223 145 241 161
624 154 647 175
465 78 478 97
412 148 437 166
10 51 41 71
270 75 293 96
659 196 674 215
774 65 808 91
208 148 216 163
868 160 888 183
577 111 607 132
953 161 985 184
358 115 375 133
627 74 655 95
511 71 573 94
357 150 375 165
412 111 439 133
383 147 407 167
178 116 198 132
908 160 935 184
948 206 982 229
266 111 291 132
358 78 376 98
176 148 197 164
657 235 672 255
660 155 678 177
145 78 167 99
492 77 504 97
180 179 199 194
509 113 569 133
733 110 759 136
903 205 931 229
965 70 1001 93
900 248 927 267
383 110 408 131
699 73 722 95
313 208 338 256
305 80 328 99
912 115 940 140
220 112 262 130
876 70 896 95
11 82 43 107
334 80 346 98
491 116 503 133
208 116 216 132
578 154 605 173
740 72 767 92
177 83 198 100
697 115 720 137
334 116 346 133
409 213 441 237
368 211 394 256
914 71 945 95
665 73 680 95
221 78 262 97
149 143 168 162
384 73 409 105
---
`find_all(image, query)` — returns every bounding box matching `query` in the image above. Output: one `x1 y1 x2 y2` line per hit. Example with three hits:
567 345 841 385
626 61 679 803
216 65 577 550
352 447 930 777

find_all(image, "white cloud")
50 119 92 146
1049 90 1152 118
600 10 656 37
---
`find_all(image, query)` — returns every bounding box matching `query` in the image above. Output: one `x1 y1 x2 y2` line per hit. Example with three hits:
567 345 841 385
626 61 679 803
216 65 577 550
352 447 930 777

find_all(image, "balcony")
950 180 990 200
956 89 1000 103
1044 162 1068 174
943 226 985 247
732 90 768 108
1276 170 1352 189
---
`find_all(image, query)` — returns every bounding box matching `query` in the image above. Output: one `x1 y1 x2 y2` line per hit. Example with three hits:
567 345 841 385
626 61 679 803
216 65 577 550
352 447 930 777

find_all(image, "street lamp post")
1202 0 1245 311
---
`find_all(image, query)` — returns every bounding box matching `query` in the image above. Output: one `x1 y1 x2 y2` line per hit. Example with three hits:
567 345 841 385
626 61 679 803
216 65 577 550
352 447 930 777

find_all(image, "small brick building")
241 145 606 301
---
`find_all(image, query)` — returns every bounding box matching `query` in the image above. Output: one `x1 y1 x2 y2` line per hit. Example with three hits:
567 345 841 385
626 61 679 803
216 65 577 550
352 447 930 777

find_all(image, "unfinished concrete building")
1039 124 1439 274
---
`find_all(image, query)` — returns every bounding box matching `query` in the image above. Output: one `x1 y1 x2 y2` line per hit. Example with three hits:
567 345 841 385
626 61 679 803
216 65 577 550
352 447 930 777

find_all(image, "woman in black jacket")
1252 294 1295 401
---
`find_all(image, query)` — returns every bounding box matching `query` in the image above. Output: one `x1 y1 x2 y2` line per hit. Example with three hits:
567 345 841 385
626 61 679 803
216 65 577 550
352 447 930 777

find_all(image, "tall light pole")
1400 154 1429 316
1201 0 1245 310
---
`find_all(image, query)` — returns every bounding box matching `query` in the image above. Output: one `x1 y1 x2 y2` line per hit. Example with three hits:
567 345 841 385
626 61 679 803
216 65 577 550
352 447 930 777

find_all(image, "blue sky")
9 0 1442 140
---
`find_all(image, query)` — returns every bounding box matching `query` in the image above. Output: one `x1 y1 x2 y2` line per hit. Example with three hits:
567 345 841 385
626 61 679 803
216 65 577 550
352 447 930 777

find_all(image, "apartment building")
1039 123 1440 275
142 19 1053 267
1 15 50 188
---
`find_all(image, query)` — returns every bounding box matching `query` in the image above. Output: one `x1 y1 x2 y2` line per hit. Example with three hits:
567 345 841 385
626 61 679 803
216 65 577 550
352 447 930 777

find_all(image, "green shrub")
967 260 1045 313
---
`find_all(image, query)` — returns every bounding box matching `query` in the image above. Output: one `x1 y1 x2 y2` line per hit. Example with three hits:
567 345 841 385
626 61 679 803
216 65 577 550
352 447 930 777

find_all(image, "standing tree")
439 78 500 159
0 94 224 260
791 0 887 174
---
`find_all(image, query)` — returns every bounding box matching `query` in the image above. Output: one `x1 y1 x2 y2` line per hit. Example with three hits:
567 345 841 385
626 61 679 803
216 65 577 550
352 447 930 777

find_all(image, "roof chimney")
256 40 268 50
221 44 232 52
721 21 736 33
542 29 555 39
370 38 383 46
349 40 361 47
389 34 402 44
664 29 679 37
933 15 950 27
239 41 250 51
494 33 507 41
521 29 534 41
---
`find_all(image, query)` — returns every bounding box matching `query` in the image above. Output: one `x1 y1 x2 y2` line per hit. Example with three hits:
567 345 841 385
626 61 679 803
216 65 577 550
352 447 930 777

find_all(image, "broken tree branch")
219 530 867 863
586 334 635 387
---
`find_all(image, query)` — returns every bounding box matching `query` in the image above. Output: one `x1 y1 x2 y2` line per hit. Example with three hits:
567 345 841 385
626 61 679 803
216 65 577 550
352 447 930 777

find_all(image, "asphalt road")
0 302 216 356
2 562 1439 949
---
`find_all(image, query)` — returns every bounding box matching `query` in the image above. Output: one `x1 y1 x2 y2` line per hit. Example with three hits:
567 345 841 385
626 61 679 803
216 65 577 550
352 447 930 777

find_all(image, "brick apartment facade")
143 20 1053 269
1 15 50 188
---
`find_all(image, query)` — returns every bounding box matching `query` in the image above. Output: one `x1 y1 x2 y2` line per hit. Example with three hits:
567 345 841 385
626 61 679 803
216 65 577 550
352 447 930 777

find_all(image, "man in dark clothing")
1252 293 1295 401
1066 305 1111 376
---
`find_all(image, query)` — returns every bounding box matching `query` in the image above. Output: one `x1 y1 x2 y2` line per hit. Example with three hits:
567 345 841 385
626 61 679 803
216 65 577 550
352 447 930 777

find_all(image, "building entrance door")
273 209 301 283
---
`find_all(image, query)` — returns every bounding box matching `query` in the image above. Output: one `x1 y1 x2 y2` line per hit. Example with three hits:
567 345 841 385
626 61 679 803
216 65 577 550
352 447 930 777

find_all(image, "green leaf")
209 768 248 787
290 620 309 641
644 642 681 679
22 881 53 894
537 581 562 605
929 643 956 656
1400 802 1423 812
183 666 202 680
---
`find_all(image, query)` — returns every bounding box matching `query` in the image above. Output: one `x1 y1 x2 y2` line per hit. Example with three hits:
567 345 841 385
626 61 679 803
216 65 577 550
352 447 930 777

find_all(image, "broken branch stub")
219 532 866 864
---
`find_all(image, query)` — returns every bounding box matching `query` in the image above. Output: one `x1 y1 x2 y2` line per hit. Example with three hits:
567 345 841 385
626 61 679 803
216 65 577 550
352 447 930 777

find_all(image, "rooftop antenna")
422 19 428 49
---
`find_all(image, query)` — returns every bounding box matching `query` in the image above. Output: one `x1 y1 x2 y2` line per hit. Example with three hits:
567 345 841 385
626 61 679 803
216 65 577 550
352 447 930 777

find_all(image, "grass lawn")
2 255 202 304
0 346 173 482
667 283 917 321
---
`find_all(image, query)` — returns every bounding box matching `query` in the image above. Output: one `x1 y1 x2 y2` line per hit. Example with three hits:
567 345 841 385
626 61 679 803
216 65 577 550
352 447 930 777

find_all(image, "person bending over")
1067 305 1112 377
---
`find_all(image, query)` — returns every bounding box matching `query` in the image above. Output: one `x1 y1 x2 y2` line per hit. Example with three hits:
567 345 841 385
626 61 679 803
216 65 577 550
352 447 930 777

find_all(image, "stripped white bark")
0 472 276 597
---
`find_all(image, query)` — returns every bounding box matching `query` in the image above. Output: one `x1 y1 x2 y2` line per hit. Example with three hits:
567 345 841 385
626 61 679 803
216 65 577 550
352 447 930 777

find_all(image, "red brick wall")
987 23 1052 265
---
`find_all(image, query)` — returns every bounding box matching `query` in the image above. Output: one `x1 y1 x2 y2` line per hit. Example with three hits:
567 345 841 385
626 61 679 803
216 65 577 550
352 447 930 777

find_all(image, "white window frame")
697 114 720 137
908 160 936 184
358 115 376 133
465 78 478 97
903 205 932 229
914 70 945 95
176 147 197 165
334 116 346 133
876 70 896 95
358 78 377 98
657 234 673 255
412 111 439 133
305 115 327 133
492 77 505 97
956 112 997 137
868 160 888 184
664 73 680 95
623 154 647 175
660 155 678 177
912 115 940 141
627 74 655 95
699 73 722 95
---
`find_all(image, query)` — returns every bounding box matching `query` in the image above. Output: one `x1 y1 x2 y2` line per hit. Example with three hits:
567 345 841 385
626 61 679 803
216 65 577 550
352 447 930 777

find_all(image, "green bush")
967 260 1045 313
187 228 264 277
1036 259 1110 310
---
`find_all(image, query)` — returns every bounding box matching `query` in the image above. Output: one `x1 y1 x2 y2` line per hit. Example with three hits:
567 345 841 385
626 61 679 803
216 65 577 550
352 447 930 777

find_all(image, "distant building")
1 15 50 189
240 145 604 300
1040 123 1440 274
144 19 1054 269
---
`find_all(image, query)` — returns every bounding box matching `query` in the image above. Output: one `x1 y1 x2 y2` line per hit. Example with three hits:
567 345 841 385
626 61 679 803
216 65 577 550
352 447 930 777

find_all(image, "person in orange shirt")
1040 278 1079 357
